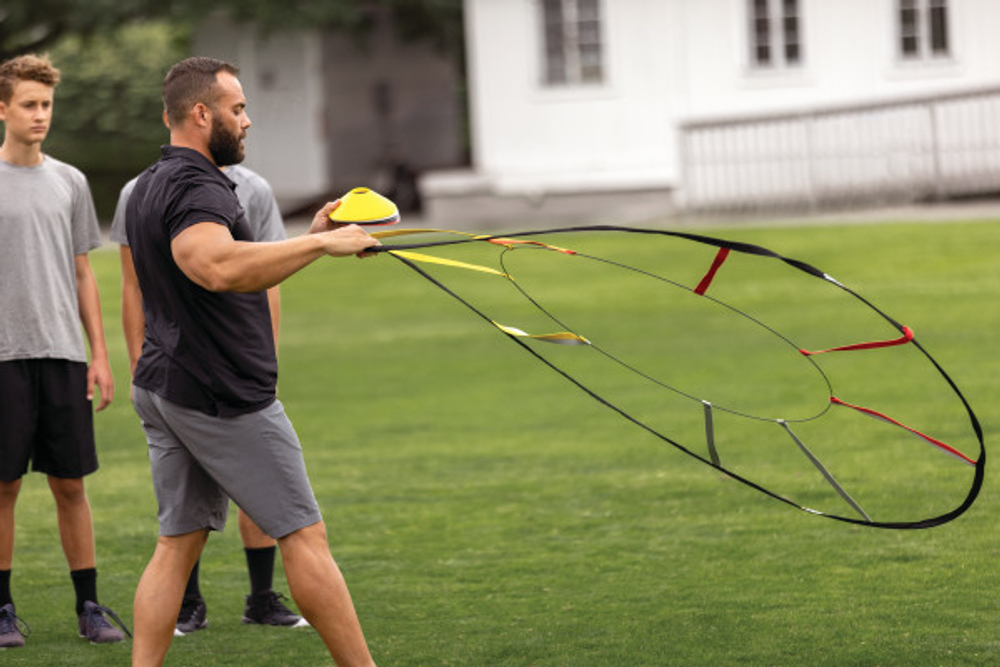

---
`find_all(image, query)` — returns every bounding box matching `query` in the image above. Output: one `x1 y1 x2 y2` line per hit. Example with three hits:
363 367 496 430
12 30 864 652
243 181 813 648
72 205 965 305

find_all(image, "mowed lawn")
5 219 999 666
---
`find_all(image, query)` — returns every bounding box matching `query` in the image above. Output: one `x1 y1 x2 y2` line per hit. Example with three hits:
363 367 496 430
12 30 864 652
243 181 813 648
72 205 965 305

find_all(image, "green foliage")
46 21 187 147
0 0 163 60
38 21 190 217
8 219 997 666
1 1 465 217
0 1 465 61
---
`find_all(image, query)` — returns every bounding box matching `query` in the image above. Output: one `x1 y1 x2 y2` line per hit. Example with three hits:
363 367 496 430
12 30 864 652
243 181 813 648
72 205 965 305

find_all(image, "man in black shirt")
126 57 378 667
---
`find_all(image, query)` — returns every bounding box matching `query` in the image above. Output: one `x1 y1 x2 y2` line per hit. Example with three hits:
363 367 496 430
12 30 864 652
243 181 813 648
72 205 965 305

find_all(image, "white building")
424 0 1000 224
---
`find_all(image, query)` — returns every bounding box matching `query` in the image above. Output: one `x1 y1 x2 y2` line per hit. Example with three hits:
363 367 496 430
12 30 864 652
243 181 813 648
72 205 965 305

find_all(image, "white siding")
193 17 328 207
462 0 1000 198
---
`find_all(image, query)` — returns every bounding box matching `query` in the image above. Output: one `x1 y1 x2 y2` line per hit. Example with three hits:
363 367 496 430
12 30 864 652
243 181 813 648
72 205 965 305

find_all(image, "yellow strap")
372 228 576 254
493 323 590 346
388 250 509 277
383 231 587 346
372 228 480 240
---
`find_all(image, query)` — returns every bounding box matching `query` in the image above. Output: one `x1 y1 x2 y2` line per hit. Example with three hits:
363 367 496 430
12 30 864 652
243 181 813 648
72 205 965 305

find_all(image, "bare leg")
0 479 21 570
279 522 375 667
238 509 275 549
132 531 208 667
47 477 95 570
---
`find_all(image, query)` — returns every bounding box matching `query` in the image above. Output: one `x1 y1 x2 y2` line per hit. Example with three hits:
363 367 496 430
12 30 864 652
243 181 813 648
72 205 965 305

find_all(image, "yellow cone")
329 187 400 225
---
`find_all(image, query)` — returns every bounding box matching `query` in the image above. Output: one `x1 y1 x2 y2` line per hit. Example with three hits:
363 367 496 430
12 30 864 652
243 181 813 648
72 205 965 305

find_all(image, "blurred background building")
191 0 1000 226
191 8 466 217
429 0 1000 225
12 0 999 225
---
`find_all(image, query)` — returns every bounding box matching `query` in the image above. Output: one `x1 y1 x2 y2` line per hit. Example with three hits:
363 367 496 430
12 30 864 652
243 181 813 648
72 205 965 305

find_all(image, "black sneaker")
241 591 309 627
0 603 28 648
175 595 208 636
77 601 131 644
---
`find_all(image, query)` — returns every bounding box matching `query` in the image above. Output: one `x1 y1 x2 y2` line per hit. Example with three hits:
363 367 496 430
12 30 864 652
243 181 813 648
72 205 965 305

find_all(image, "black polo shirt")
126 146 277 417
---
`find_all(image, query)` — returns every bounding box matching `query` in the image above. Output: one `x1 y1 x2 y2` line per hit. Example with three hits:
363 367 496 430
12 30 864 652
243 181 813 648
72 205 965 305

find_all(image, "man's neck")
169 132 215 167
0 139 44 167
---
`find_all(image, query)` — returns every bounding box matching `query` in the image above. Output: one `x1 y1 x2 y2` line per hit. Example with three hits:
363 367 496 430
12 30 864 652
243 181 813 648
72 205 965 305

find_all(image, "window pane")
580 45 603 82
756 44 772 65
546 55 567 84
578 0 600 22
783 15 800 64
899 1 919 57
930 4 949 54
579 20 601 45
541 0 604 86
542 0 563 24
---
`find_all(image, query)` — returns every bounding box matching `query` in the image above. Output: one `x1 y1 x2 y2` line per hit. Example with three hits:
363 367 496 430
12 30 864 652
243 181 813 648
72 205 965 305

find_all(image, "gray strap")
779 420 871 522
703 401 721 467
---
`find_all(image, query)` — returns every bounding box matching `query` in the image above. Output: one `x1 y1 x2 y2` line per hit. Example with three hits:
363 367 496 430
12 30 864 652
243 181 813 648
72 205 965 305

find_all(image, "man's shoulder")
141 153 230 200
41 155 88 186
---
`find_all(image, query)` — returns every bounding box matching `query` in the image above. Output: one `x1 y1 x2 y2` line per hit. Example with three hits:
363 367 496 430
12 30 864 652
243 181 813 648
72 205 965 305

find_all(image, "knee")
47 477 88 507
278 521 329 550
153 531 211 571
0 480 21 508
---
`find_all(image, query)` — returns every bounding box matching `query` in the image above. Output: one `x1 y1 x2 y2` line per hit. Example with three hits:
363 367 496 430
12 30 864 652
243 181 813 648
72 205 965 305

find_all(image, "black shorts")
0 359 98 481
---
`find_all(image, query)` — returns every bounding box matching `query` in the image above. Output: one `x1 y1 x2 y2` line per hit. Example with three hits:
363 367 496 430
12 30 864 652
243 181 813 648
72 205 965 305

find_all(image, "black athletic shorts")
0 359 98 481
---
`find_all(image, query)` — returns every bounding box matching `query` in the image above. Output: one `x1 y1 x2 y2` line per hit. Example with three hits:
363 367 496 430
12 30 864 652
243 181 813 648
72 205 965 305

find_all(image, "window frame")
539 0 606 88
747 0 804 71
897 0 951 61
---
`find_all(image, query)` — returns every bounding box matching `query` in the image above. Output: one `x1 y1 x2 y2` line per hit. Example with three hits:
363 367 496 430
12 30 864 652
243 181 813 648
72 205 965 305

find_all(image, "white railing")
678 87 1000 213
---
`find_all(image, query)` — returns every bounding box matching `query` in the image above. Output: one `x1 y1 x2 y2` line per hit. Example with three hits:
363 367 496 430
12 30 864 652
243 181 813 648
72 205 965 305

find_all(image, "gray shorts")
132 386 322 538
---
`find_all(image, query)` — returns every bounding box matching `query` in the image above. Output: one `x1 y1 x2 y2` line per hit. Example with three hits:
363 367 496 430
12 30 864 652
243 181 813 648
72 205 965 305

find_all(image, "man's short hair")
163 56 240 127
0 54 61 104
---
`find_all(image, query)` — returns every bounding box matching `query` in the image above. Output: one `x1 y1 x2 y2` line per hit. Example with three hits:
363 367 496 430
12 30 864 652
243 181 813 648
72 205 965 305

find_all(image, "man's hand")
308 200 343 234
87 356 114 412
317 224 381 258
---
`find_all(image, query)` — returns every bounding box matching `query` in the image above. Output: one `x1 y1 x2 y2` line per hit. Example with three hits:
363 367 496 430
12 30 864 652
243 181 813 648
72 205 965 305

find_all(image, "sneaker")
0 603 28 648
77 601 131 644
241 590 309 628
175 595 208 636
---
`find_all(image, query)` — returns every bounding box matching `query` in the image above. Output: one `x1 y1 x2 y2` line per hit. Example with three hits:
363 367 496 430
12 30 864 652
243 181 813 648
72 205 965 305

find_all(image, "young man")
126 57 378 666
112 165 307 635
0 54 128 647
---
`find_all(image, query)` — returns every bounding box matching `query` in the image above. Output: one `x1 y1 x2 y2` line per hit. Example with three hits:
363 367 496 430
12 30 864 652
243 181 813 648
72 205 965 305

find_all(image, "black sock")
244 546 276 597
184 559 202 600
70 568 97 615
0 569 11 607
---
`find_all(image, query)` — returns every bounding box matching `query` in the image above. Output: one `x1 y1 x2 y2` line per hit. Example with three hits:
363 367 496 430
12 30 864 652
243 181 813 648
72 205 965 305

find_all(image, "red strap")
831 396 976 466
800 326 914 356
694 248 730 296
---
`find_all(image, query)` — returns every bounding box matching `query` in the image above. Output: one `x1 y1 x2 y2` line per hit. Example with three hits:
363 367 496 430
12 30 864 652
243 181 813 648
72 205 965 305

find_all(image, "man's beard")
208 115 244 166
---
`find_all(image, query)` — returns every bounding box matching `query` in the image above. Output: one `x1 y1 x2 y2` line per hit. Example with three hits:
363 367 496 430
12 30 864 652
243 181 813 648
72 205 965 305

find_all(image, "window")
748 0 803 69
899 0 950 60
541 0 604 86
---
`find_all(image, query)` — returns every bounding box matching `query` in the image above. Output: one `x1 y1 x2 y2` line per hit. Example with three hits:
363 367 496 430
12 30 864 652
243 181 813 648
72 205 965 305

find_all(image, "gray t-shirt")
110 163 286 245
0 155 102 363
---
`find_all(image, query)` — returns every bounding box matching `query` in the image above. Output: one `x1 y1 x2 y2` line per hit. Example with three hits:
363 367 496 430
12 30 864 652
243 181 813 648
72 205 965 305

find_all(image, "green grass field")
5 219 999 666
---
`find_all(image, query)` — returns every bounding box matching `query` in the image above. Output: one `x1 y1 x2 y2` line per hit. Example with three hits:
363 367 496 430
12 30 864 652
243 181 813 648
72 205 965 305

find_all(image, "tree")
1 0 465 217
0 0 464 62
41 20 192 217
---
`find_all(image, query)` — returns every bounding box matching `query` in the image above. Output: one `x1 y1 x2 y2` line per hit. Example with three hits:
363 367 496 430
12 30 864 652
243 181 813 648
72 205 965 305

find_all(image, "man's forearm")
172 225 338 293
120 246 146 374
75 255 110 363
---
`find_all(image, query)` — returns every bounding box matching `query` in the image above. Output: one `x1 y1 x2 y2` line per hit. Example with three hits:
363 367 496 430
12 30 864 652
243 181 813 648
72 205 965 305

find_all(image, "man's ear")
192 102 211 128
0 101 7 122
